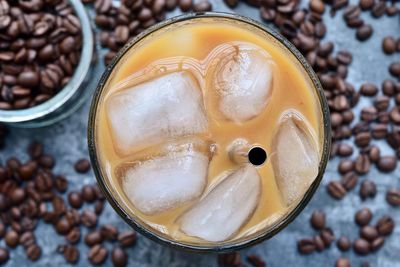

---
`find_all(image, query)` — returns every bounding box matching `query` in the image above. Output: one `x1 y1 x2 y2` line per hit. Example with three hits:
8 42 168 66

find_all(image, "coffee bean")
386 188 400 206
327 181 346 199
376 216 395 236
66 227 81 244
81 210 97 228
355 208 372 226
10 188 25 205
88 244 108 265
337 143 353 157
297 238 315 254
355 154 370 174
360 83 378 96
0 248 9 264
359 0 374 10
82 185 96 203
370 236 385 251
371 124 388 139
383 36 397 54
360 180 377 200
312 235 324 252
337 236 351 251
101 224 118 241
5 230 19 248
118 230 137 247
68 191 82 209
389 62 400 77
356 24 373 41
355 132 371 147
341 171 358 191
335 257 350 267
26 243 41 261
353 238 370 255
310 210 325 230
372 1 386 18
320 228 335 247
112 246 128 267
74 159 90 173
224 0 238 8
369 146 380 162
360 226 378 241
58 244 80 264
377 156 397 172
179 0 192 11
38 155 55 169
55 175 68 193
310 0 325 14
193 1 212 12
85 230 103 247
338 159 355 174
56 218 72 235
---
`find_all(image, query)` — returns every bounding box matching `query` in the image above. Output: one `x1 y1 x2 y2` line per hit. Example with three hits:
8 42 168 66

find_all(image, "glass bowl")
0 0 94 128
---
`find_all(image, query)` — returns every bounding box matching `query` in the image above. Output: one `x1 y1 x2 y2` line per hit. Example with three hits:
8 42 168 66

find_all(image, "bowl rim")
87 12 331 253
0 0 93 123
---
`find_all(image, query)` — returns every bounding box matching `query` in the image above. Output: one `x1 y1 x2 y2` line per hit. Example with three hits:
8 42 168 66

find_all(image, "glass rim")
87 12 332 253
0 0 94 124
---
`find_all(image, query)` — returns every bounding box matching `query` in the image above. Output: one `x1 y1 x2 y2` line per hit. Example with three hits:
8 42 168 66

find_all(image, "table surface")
1 0 400 266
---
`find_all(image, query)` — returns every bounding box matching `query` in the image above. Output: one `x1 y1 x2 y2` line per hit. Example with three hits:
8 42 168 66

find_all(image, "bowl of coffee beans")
0 0 93 127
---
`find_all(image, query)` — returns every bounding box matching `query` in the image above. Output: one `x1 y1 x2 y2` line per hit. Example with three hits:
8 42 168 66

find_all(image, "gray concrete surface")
1 0 400 266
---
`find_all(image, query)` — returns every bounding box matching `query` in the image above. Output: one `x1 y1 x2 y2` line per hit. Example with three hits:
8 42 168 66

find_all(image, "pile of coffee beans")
0 142 135 266
0 0 83 110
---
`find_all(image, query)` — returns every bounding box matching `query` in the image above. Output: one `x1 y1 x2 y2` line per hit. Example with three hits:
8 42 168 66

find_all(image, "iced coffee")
90 14 328 247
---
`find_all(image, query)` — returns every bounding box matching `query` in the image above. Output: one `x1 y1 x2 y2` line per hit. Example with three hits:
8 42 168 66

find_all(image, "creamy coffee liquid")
94 17 324 246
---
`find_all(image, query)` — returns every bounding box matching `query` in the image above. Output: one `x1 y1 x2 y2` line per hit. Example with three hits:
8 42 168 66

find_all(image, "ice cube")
209 42 273 123
271 111 319 206
121 151 209 215
107 71 208 155
179 165 261 242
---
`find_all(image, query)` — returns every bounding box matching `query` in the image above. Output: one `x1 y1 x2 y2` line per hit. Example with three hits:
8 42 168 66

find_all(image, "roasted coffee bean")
179 0 192 11
218 253 242 267
337 143 353 157
389 62 400 77
355 154 370 174
38 155 55 169
341 171 358 190
371 1 386 18
370 236 385 251
354 238 370 255
377 156 397 172
94 200 104 215
81 210 97 228
55 175 68 193
193 1 212 12
371 124 388 139
5 230 19 248
82 185 96 203
386 188 400 206
376 216 395 236
66 227 81 244
74 159 90 173
360 83 378 96
320 228 335 247
101 224 118 241
313 235 325 252
59 244 80 264
112 246 128 267
88 244 108 265
382 79 396 96
356 24 373 41
327 181 346 199
359 0 374 10
369 146 380 162
383 36 397 54
360 226 378 241
26 243 41 261
118 230 137 247
297 238 315 254
56 218 72 235
0 248 9 264
310 210 325 230
19 232 35 248
337 236 351 251
224 0 238 8
335 257 350 267
355 132 371 147
338 159 355 174
355 208 372 226
360 180 377 200
85 230 103 247
68 191 82 209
